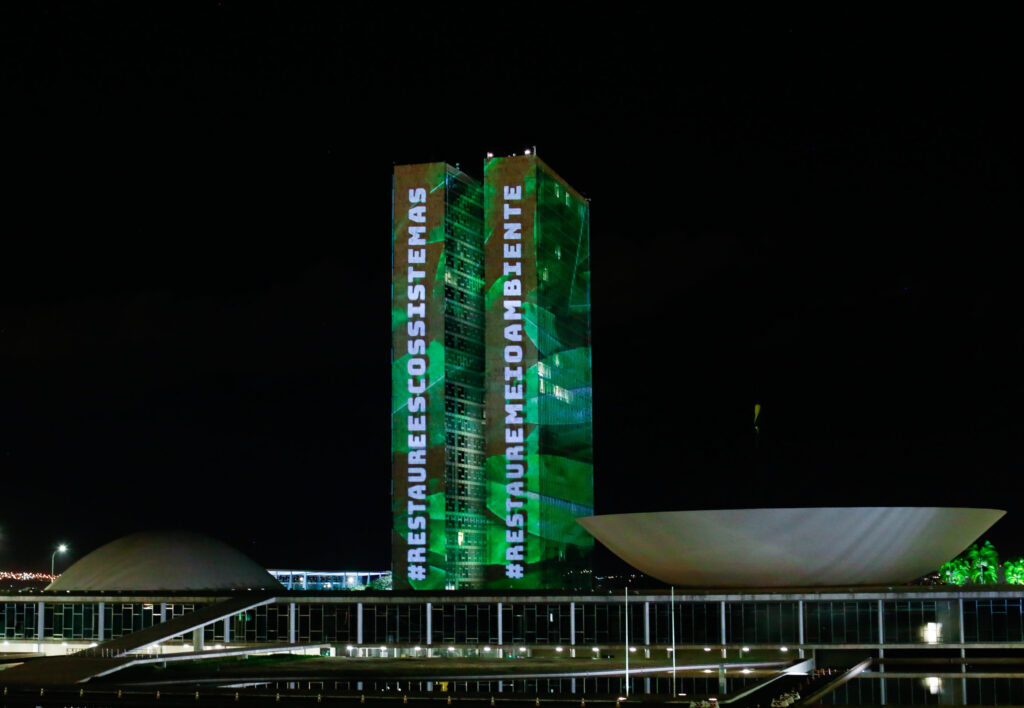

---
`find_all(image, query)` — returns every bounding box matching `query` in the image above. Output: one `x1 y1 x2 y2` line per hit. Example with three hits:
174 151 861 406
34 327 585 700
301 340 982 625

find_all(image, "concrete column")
570 602 576 646
497 602 503 646
644 601 650 645
426 602 432 645
356 602 363 645
37 601 45 641
959 597 966 647
193 627 205 652
289 602 297 644
223 617 231 643
797 600 805 659
97 601 105 641
160 602 167 623
877 599 885 659
959 597 967 703
720 601 727 659
878 599 886 705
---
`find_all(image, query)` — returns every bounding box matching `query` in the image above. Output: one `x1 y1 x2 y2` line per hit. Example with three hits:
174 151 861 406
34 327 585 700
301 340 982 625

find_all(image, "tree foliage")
1005 559 1024 585
940 557 970 585
942 540 1000 585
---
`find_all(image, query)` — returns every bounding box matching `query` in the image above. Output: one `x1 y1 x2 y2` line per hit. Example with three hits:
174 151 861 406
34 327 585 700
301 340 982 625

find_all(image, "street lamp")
51 544 68 577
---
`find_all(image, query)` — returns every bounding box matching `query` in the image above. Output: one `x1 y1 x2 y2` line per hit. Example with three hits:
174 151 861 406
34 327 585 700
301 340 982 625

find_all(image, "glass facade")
964 598 1024 642
804 600 880 644
10 591 1022 648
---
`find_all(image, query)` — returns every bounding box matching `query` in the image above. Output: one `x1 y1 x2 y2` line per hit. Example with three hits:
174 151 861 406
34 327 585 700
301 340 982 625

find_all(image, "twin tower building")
392 154 594 590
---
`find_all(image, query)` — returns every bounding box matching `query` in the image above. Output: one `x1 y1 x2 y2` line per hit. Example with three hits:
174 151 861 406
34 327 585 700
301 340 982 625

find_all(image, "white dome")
47 531 284 592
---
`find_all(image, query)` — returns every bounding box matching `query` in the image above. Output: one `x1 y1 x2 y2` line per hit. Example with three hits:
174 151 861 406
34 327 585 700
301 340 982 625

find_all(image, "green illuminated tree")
967 541 999 584
940 557 970 585
1005 559 1024 585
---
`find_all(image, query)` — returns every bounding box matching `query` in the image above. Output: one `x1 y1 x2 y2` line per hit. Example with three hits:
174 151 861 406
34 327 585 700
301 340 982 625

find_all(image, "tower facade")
392 163 487 590
391 155 593 591
482 155 594 589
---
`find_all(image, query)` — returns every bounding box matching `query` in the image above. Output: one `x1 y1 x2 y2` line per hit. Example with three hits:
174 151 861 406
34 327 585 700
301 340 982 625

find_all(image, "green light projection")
482 155 594 589
392 163 487 590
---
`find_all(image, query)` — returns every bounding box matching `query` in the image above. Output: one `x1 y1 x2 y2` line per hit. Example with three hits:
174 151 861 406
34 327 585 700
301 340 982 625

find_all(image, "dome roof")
47 531 284 592
578 507 1005 588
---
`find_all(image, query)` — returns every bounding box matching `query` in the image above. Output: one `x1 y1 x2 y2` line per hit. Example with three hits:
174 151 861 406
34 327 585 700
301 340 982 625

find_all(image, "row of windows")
445 319 484 345
444 236 484 264
446 431 485 452
444 200 483 228
444 397 483 417
450 465 484 484
447 447 485 468
444 412 482 434
445 381 484 405
444 284 477 307
443 269 483 294
443 250 484 278
445 301 484 329
5 600 1021 644
445 366 484 390
443 332 484 358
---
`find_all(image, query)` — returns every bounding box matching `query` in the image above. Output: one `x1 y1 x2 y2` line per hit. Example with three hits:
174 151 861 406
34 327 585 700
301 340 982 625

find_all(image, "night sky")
1 7 1020 574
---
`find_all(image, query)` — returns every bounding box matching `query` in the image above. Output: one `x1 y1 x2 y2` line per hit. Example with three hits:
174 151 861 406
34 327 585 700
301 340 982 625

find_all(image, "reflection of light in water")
925 676 942 695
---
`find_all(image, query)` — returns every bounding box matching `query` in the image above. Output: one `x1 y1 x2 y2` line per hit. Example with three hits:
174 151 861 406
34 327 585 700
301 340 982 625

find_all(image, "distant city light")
0 571 58 581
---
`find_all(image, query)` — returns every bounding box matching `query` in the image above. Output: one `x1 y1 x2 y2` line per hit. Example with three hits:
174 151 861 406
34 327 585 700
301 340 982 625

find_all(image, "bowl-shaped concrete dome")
47 531 284 592
578 507 1005 588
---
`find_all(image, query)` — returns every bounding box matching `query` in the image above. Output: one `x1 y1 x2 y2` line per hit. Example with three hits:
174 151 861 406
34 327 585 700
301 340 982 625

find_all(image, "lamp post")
51 544 68 577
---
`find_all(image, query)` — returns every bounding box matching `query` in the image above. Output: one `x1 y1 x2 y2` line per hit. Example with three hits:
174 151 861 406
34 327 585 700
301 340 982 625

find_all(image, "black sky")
1 7 1020 573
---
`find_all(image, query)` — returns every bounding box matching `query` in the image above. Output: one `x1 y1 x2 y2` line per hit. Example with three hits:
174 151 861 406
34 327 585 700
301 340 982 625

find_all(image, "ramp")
2 594 278 685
